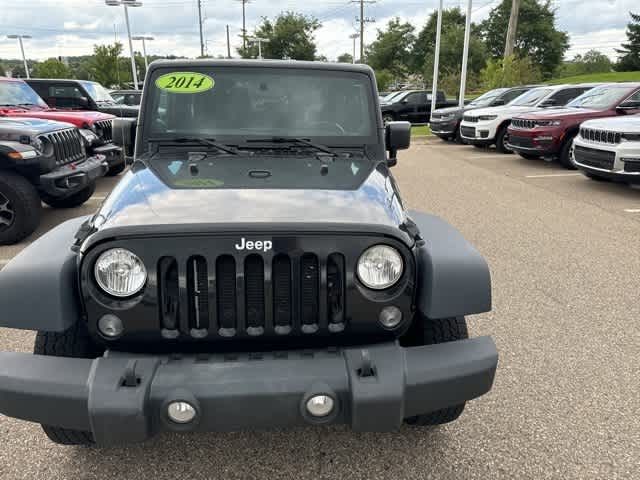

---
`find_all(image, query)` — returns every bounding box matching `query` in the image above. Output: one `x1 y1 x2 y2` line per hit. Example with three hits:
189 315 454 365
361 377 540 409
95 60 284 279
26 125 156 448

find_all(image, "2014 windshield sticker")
155 72 214 93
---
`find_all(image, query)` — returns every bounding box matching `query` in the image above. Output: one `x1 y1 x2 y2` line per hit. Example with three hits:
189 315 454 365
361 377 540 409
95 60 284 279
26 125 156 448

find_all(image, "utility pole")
430 0 443 120
459 0 472 108
351 0 375 63
504 0 520 58
197 0 205 57
226 25 231 59
237 0 250 52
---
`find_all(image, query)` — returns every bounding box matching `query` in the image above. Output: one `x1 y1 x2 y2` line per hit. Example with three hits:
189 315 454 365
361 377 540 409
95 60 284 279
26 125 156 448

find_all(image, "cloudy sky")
0 0 635 62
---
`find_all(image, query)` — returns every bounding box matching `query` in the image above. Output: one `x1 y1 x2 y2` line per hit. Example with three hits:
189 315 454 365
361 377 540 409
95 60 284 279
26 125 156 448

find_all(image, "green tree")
375 69 394 91
32 58 72 79
616 11 640 71
558 50 612 77
366 18 416 76
0 63 5 76
480 0 569 79
480 55 542 89
87 43 131 88
337 53 353 63
239 12 320 60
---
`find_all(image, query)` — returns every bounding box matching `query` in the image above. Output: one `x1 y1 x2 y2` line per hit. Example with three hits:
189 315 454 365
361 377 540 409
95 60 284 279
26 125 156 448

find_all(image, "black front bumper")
91 143 123 168
39 155 109 198
0 338 498 445
430 119 459 137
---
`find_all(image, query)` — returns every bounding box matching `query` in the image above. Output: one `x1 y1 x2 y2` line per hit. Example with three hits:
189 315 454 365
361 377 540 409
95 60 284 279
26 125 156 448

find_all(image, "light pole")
249 37 270 59
349 33 359 64
7 35 32 79
106 0 143 90
430 0 443 121
459 0 472 108
132 35 154 75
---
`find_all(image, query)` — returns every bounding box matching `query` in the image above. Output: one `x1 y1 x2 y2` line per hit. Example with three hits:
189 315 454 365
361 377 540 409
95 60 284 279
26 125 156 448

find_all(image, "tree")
480 55 542 89
337 53 353 63
375 70 394 91
366 18 416 76
87 43 131 88
412 8 487 90
239 12 320 60
0 63 5 76
480 0 569 78
558 50 612 77
32 58 72 79
616 11 640 71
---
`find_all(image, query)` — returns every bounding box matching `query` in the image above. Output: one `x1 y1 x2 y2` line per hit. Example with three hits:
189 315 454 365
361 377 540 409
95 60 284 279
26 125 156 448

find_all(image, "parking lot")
1 137 639 479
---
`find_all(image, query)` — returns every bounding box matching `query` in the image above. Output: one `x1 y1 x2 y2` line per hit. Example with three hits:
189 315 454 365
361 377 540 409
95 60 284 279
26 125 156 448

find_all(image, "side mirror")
385 121 411 167
113 117 137 157
539 100 558 108
617 100 640 112
78 96 90 108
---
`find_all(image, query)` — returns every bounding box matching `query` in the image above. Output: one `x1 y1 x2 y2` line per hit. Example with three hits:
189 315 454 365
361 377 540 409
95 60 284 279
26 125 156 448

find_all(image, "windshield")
509 88 553 107
146 67 376 144
0 81 48 108
469 88 509 106
567 85 635 109
80 81 115 103
382 91 403 103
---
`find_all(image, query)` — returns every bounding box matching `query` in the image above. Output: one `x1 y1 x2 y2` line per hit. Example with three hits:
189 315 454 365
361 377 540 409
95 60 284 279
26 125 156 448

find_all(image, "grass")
548 71 640 84
412 125 432 137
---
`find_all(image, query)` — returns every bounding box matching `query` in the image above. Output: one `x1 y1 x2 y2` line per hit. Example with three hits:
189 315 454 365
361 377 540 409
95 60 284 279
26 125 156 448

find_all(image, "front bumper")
430 119 459 137
573 138 640 183
0 337 498 445
91 143 123 168
39 155 109 198
460 120 499 144
507 128 562 157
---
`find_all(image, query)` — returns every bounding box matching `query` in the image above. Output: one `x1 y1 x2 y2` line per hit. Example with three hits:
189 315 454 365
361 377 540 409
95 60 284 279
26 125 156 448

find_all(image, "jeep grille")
39 128 84 166
95 119 113 142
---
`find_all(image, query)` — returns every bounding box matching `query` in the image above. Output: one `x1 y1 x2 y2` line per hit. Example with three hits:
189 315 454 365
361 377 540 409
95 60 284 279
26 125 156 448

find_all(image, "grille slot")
40 128 84 166
273 255 292 332
216 256 237 334
300 254 320 331
327 254 346 330
245 255 265 332
158 257 180 332
95 119 113 142
187 256 209 333
580 127 621 144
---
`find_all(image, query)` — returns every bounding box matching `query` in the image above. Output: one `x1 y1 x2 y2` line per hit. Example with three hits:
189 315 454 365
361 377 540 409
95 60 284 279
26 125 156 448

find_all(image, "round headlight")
357 245 403 290
94 248 147 297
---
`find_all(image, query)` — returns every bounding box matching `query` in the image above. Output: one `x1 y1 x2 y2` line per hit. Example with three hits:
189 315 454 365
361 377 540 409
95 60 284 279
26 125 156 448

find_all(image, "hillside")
549 71 640 84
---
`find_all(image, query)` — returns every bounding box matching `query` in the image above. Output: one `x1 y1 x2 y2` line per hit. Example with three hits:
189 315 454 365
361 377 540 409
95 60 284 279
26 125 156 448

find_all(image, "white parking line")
89 196 107 201
525 173 583 179
623 208 640 213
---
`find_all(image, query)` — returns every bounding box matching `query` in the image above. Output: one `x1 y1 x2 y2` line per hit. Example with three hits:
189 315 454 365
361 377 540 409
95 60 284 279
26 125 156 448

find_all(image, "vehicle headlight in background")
357 245 404 290
535 120 562 127
478 115 498 121
95 248 147 297
79 128 99 146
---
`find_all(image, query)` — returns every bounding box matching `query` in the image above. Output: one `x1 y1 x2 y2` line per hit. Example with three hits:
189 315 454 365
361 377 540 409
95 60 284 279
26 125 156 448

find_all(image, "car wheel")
455 126 465 144
0 171 42 245
106 163 126 177
495 125 512 154
40 182 96 209
34 322 104 446
402 316 468 426
559 134 578 169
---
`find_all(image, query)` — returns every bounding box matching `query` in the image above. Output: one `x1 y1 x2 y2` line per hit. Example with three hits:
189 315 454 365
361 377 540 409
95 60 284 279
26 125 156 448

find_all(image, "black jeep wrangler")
0 117 108 244
0 60 497 446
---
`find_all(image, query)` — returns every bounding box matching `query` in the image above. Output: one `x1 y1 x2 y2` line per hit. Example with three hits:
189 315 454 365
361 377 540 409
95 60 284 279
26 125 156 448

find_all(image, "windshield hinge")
400 217 422 242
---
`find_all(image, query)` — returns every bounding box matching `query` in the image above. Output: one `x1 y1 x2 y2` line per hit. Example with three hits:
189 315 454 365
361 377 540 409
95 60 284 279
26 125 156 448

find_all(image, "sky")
0 0 635 62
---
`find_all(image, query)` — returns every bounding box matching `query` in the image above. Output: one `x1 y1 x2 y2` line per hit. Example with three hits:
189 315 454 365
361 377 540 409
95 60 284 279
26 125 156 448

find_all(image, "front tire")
403 316 468 426
559 134 578 169
40 182 95 209
495 125 512 154
34 322 103 446
0 171 42 245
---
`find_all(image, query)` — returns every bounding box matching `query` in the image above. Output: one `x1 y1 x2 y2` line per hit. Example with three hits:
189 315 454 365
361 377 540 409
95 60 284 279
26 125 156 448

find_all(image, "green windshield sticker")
174 178 224 188
155 72 214 94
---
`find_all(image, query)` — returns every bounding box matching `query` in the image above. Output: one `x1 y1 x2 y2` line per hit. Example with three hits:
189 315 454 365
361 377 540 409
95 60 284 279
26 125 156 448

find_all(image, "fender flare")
409 210 491 319
0 216 88 332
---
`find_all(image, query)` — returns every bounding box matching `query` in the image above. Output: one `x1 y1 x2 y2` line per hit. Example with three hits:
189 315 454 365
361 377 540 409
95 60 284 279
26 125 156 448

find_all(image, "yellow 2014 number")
155 72 215 93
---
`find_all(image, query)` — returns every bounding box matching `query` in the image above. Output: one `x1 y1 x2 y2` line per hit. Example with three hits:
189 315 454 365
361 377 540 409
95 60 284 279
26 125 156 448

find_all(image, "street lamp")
7 35 32 79
106 0 143 90
248 37 270 60
349 33 359 64
132 35 154 75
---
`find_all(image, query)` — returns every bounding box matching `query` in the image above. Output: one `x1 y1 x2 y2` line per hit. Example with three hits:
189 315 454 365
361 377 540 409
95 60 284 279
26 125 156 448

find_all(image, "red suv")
507 83 640 168
0 77 125 175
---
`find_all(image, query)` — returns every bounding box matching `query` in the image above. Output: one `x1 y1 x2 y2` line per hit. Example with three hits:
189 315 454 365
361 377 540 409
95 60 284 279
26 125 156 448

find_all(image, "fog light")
167 401 197 424
98 314 123 338
379 306 403 329
306 395 334 418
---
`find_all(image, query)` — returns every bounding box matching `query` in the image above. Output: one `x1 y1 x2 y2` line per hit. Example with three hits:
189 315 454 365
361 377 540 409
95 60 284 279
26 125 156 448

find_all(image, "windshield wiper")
149 136 239 155
247 137 339 157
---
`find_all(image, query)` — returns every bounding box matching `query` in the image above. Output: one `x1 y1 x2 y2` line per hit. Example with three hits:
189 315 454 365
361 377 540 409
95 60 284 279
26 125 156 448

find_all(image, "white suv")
460 84 597 153
573 115 640 184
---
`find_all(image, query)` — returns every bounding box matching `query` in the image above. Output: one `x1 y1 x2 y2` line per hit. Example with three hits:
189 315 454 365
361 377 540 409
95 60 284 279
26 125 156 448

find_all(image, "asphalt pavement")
1 138 639 479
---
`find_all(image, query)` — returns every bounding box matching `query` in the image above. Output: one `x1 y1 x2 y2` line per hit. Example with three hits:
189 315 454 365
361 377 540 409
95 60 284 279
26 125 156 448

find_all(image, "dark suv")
26 79 139 118
430 85 539 143
0 60 497 446
380 90 457 123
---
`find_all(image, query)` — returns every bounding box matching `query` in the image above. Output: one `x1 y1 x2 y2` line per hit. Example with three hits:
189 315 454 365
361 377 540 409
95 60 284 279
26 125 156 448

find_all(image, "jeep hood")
88 158 410 244
468 105 541 117
0 117 75 137
515 107 602 120
581 115 640 132
2 108 114 127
